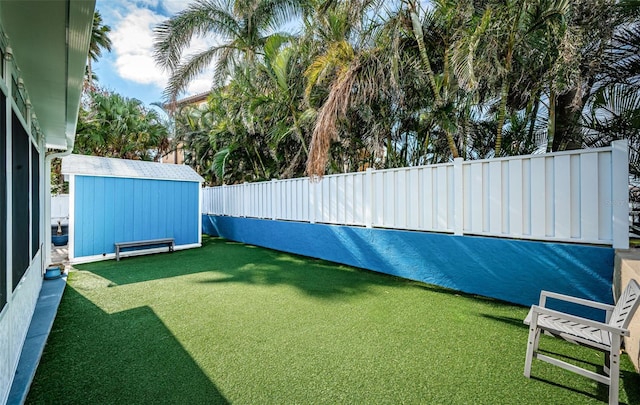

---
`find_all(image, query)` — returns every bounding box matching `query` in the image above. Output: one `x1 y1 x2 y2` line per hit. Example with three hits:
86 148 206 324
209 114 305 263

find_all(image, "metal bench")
115 238 175 261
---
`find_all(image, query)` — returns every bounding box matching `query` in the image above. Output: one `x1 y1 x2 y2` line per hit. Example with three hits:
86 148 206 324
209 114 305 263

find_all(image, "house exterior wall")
203 215 615 315
0 38 46 405
70 175 201 262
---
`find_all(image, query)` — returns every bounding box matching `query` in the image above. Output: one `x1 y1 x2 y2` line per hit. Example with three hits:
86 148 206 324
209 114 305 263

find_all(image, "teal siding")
74 176 199 259
203 215 614 315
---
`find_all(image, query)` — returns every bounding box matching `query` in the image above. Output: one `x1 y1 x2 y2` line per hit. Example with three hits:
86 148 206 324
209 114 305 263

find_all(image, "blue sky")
93 0 214 107
93 0 431 108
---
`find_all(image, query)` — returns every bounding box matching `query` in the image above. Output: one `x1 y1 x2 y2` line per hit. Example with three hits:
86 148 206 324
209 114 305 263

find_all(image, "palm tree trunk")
407 2 441 106
526 88 541 150
494 1 522 156
290 106 308 156
547 89 556 152
495 80 510 157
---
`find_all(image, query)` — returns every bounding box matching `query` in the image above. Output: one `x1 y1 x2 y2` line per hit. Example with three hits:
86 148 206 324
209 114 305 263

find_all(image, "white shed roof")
62 155 204 183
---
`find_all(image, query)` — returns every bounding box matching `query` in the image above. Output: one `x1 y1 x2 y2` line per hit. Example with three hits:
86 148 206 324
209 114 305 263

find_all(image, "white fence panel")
201 142 629 248
460 148 617 245
51 194 69 223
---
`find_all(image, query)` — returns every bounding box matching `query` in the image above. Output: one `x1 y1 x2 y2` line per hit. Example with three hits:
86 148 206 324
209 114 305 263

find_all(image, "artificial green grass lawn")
28 236 639 404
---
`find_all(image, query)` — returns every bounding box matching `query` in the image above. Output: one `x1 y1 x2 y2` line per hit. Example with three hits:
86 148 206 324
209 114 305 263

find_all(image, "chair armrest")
530 305 630 337
539 291 615 312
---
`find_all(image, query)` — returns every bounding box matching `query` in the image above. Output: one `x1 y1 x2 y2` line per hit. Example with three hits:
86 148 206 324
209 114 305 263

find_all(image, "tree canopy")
156 0 640 184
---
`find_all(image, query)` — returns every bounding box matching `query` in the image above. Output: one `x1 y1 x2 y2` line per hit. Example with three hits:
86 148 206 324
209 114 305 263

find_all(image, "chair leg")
608 335 621 405
524 323 540 378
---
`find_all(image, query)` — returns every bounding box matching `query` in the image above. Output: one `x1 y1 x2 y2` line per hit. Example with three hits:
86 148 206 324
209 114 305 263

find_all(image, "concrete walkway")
7 247 68 405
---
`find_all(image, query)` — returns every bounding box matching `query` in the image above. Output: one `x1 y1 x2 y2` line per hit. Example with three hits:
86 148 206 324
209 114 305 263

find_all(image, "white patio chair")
523 279 640 405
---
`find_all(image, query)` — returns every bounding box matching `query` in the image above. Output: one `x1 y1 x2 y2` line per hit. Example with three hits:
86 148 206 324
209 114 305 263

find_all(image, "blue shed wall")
203 215 614 311
74 176 199 259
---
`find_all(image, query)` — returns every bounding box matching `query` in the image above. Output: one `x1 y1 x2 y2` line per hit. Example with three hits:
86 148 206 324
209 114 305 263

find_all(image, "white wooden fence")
50 194 69 224
204 142 629 248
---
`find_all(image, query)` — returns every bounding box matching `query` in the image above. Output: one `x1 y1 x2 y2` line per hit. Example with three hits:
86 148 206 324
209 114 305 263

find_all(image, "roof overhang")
0 0 95 150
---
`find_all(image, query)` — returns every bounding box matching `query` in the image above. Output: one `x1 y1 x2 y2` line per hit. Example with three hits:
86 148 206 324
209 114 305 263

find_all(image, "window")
31 143 40 258
11 76 26 120
12 111 29 290
0 95 6 309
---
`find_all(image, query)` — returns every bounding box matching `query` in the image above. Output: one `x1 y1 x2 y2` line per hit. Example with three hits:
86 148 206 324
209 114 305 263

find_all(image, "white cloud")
111 7 167 88
186 77 213 95
104 0 219 98
160 0 198 15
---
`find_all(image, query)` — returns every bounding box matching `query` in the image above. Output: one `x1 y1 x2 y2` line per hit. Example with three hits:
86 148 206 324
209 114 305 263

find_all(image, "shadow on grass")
532 370 639 405
27 286 228 404
78 236 416 300
522 347 640 405
479 314 529 329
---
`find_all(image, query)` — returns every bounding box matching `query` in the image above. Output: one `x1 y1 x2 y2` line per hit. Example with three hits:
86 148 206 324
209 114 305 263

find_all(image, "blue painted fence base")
203 215 614 314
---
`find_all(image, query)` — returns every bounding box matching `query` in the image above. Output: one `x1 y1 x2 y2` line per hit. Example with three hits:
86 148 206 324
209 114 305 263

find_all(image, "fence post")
271 179 277 220
309 178 316 224
454 158 464 236
612 140 629 249
242 182 247 218
366 168 374 228
222 184 227 216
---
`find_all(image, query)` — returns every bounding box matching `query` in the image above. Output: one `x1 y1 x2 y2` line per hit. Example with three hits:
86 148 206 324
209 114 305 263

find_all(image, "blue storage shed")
62 154 204 263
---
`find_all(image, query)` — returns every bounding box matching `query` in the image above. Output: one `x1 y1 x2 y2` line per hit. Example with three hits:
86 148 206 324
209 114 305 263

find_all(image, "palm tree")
85 11 112 91
303 0 393 176
472 0 570 156
153 0 307 103
75 89 170 161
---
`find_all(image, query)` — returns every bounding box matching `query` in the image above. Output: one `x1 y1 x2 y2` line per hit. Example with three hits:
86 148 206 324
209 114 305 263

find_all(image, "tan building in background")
161 91 210 165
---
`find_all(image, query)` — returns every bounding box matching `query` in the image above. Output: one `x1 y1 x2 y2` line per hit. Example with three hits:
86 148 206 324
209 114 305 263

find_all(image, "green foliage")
74 89 170 161
159 0 640 181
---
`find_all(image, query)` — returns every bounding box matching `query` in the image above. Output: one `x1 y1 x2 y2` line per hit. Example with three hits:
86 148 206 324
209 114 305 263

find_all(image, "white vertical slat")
377 171 385 226
365 169 373 227
353 173 363 225
598 152 613 241
482 163 490 232
292 181 296 219
271 180 277 220
302 179 309 222
611 141 628 248
436 166 448 230
309 179 316 223
545 157 555 237
345 174 353 224
338 175 346 224
554 155 571 239
488 161 502 234
299 180 304 221
396 170 406 228
508 159 523 236
501 161 509 234
382 171 392 227
331 176 339 223
422 168 433 230
262 183 268 218
407 168 420 230
320 177 328 222
288 181 295 220
453 159 463 235
469 163 483 233
447 166 455 231
530 157 546 238
462 163 471 232
570 155 581 238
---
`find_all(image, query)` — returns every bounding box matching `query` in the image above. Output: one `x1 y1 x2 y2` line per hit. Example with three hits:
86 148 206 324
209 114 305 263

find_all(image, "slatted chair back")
609 279 640 330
